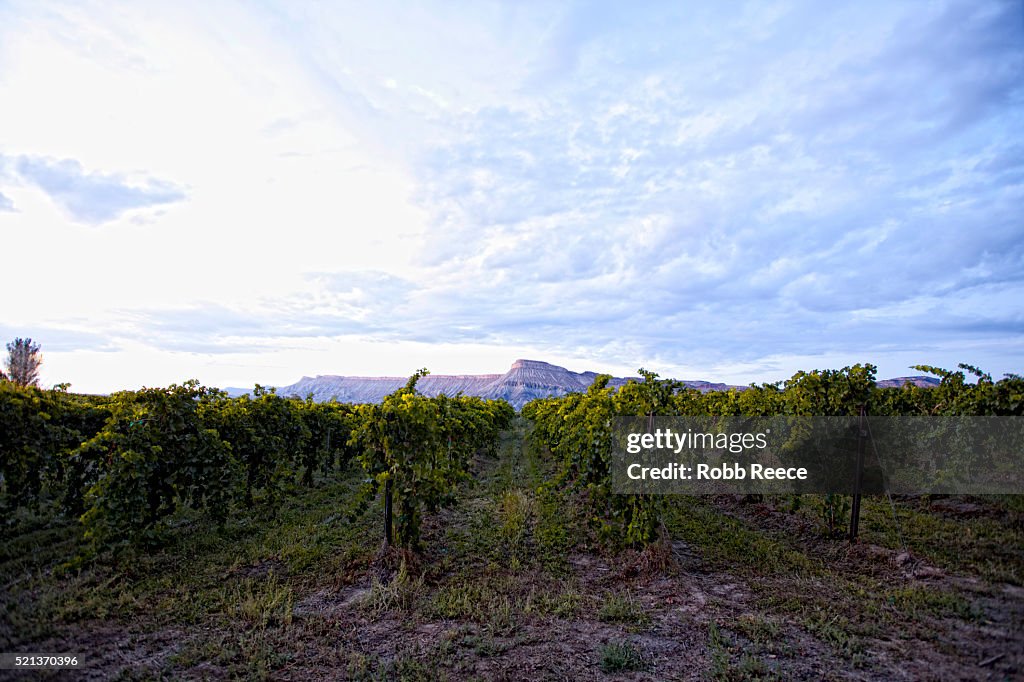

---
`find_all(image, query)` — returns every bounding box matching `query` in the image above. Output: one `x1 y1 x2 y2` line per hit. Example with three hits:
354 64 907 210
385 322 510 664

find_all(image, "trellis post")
849 405 867 541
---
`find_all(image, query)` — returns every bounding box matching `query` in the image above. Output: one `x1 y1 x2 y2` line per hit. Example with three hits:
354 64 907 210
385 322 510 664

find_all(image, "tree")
4 337 42 387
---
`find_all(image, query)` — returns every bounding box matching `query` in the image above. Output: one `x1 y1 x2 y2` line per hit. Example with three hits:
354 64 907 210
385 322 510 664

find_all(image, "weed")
818 494 851 538
599 641 645 673
525 585 582 618
802 611 864 659
224 571 294 629
498 489 536 568
662 498 815 577
884 585 982 622
599 591 650 627
431 581 491 620
733 613 781 647
362 562 424 614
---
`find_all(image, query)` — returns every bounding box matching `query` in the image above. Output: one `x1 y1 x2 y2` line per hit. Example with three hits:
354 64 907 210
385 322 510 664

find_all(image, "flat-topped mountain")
227 360 942 409
254 359 738 409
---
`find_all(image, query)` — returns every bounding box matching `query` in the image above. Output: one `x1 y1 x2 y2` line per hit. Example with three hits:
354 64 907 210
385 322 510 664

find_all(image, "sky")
0 0 1021 393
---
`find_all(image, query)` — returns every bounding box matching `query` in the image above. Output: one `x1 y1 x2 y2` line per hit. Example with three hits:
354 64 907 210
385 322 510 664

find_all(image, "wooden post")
326 427 333 469
849 405 866 542
384 478 393 546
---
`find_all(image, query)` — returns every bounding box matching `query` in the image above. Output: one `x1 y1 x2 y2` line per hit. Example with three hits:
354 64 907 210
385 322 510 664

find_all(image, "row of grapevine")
349 370 515 550
522 370 679 547
522 364 1023 547
0 381 358 550
0 372 514 554
0 381 109 515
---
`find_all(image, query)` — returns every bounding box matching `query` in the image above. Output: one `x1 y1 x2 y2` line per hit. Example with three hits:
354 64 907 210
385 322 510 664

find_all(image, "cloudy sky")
0 0 1021 393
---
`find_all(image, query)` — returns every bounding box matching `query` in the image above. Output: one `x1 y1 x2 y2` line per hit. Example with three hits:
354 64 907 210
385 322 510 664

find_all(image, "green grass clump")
663 498 815 577
599 641 645 673
708 622 779 681
883 585 982 622
224 571 294 629
362 562 424 615
598 591 650 627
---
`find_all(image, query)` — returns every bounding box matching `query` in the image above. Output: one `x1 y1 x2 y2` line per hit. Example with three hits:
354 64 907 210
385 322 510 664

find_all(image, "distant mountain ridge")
225 360 940 409
265 359 652 409
875 376 942 389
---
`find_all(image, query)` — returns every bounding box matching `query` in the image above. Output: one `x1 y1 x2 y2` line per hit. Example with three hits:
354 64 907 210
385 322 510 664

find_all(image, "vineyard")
1 365 1022 680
